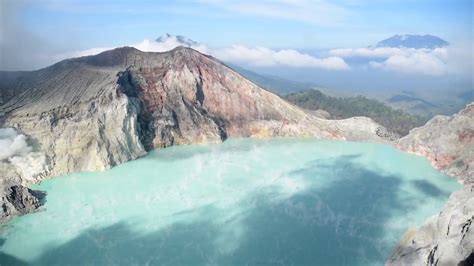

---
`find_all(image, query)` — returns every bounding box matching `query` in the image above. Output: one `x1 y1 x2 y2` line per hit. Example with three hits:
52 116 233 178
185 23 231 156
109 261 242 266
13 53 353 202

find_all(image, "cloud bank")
329 45 471 76
214 45 349 70
368 50 446 75
57 35 209 60
56 35 350 71
34 34 474 77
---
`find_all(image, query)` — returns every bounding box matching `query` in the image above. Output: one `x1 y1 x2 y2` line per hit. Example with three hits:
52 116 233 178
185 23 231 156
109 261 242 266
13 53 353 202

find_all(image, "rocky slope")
387 103 474 265
0 184 46 223
0 46 393 220
397 103 473 183
0 160 46 223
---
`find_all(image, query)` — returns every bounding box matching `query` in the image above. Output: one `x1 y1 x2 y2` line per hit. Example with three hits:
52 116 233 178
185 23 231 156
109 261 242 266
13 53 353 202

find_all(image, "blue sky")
12 0 473 51
1 0 472 110
1 0 472 82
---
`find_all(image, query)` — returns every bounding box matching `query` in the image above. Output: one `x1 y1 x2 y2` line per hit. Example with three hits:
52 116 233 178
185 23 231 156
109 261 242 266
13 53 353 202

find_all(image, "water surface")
0 139 461 265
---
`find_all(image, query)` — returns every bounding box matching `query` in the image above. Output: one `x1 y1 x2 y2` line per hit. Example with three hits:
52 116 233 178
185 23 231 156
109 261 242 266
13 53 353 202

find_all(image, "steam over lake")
0 139 460 265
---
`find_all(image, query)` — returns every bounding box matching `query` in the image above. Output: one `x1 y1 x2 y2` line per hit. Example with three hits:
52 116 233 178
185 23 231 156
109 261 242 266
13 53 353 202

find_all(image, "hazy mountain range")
374 34 449 49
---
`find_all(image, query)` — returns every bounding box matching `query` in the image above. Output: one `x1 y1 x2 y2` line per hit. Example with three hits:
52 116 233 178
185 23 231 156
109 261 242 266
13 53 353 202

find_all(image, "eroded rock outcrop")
0 184 46 223
387 186 473 266
397 103 474 183
388 103 474 266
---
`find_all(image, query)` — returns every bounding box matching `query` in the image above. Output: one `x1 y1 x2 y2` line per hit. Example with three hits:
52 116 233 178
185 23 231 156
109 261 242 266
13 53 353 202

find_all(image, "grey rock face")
0 184 46 223
386 186 473 266
397 103 474 184
388 103 474 266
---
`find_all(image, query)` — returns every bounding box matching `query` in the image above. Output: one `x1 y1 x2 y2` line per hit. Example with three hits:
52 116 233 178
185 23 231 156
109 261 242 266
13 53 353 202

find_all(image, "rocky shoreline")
0 184 46 224
386 186 473 266
387 103 473 265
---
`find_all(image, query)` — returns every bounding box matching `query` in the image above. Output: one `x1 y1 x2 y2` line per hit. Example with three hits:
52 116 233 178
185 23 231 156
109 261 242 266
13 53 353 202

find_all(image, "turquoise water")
0 139 461 265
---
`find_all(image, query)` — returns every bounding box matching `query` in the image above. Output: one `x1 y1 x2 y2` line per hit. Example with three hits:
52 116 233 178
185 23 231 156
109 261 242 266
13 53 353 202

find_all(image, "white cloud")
369 52 446 75
214 45 350 70
329 45 472 76
49 34 471 76
132 37 209 54
55 35 208 59
54 35 350 71
329 47 412 58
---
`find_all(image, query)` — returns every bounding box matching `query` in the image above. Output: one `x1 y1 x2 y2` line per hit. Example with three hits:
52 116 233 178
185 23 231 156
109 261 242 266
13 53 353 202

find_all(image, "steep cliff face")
0 46 392 184
0 63 146 179
397 103 474 183
388 103 474 266
387 186 473 266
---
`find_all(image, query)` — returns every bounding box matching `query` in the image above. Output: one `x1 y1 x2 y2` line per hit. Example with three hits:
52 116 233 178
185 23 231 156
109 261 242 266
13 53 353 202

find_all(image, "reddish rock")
398 103 474 182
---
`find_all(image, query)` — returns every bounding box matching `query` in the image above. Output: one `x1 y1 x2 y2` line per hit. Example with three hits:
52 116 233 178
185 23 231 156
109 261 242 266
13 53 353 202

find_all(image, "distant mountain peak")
155 33 198 47
374 34 449 49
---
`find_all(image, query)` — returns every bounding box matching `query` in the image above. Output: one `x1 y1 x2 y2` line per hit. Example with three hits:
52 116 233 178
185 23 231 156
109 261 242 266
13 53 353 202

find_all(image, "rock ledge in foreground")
0 185 46 222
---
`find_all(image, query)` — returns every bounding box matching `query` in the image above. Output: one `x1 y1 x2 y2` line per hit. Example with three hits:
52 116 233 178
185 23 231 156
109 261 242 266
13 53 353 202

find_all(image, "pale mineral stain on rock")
398 103 474 182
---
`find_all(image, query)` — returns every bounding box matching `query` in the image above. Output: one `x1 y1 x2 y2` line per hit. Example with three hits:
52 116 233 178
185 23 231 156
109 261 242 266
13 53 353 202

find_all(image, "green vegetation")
284 90 428 136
